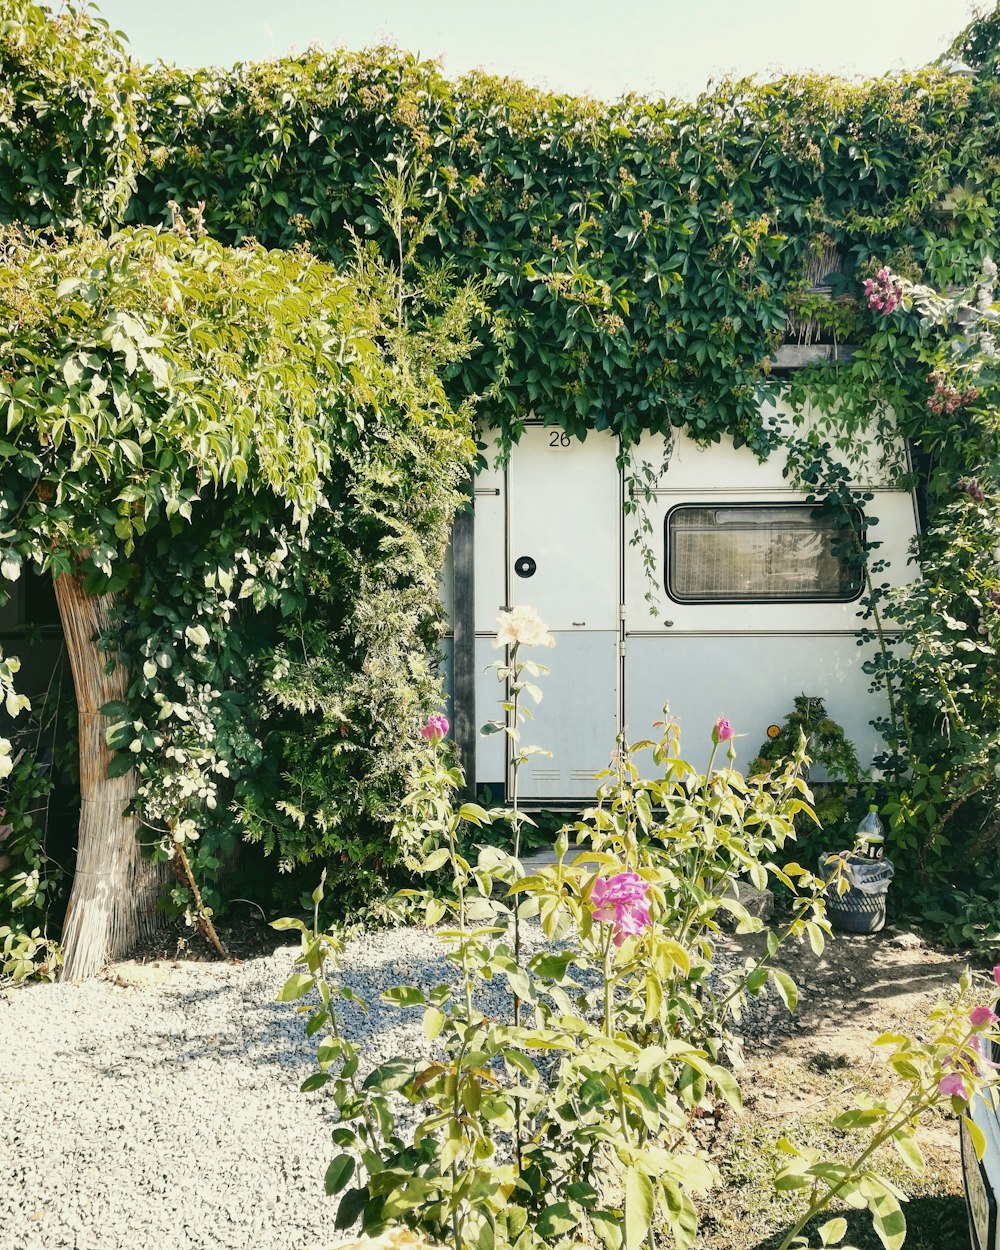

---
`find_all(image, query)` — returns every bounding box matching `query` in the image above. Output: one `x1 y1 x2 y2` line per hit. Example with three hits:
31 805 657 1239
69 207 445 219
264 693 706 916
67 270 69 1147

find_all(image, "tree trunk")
54 571 161 980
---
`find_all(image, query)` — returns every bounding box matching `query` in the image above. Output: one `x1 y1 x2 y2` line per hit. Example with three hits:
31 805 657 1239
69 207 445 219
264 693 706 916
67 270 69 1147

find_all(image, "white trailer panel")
445 418 920 801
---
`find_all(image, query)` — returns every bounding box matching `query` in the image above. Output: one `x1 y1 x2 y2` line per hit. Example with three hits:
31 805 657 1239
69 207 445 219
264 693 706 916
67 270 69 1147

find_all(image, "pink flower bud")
992 965 1000 987
420 713 450 744
970 1005 999 1029
712 717 735 745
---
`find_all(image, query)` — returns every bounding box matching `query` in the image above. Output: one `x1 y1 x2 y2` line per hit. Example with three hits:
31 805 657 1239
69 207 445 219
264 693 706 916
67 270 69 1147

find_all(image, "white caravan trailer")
442 403 919 803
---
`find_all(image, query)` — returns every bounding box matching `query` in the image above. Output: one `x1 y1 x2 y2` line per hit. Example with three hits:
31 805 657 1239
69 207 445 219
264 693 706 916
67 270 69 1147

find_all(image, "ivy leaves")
0 2 142 231
129 34 995 455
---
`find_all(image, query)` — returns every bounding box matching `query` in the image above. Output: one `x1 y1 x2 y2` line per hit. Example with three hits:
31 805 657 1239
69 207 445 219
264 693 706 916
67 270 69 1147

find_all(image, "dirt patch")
698 925 970 1250
124 911 288 964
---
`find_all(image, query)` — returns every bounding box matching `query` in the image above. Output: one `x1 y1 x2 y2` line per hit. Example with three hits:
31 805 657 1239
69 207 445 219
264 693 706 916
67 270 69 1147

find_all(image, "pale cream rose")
492 604 555 649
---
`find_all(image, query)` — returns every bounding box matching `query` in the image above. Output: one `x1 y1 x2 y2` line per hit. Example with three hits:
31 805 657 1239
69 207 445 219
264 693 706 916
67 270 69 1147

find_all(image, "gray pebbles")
0 924 787 1250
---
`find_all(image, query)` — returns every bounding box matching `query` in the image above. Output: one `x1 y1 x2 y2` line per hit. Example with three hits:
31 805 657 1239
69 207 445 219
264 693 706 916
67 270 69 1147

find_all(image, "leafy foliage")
751 696 862 860
116 15 1000 936
0 1 142 230
278 679 1000 1250
4 1 1000 952
280 699 833 1250
752 695 862 785
128 37 997 452
0 220 475 943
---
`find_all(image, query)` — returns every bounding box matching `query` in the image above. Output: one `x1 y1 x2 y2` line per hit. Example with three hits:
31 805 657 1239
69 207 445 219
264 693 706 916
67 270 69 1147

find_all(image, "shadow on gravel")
90 947 476 1078
749 1194 968 1250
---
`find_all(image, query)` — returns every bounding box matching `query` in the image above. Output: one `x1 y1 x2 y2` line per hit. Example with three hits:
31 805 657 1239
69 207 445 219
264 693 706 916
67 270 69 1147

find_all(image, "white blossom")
493 605 555 650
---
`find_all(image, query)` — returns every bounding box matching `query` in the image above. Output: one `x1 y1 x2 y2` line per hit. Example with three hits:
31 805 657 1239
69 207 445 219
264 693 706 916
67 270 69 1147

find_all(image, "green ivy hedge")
126 38 997 454
0 1 141 231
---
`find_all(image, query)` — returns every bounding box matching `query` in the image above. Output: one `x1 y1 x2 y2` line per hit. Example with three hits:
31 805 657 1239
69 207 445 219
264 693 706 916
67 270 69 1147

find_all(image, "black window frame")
663 501 866 606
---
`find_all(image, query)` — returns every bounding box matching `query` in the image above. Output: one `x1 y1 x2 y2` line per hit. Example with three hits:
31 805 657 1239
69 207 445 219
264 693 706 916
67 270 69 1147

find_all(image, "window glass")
665 504 863 603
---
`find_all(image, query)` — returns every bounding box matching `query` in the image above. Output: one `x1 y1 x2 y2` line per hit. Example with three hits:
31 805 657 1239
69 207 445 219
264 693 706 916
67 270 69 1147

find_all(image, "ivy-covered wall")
115 10 1000 940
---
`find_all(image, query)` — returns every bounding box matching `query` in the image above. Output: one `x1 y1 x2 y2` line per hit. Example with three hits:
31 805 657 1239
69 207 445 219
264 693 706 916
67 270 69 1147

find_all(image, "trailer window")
665 504 863 603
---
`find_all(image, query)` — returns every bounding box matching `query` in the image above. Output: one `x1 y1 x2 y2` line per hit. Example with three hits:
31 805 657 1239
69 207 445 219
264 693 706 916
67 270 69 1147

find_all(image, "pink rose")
420 714 450 744
970 1005 999 1029
590 872 652 947
938 1072 969 1100
712 717 735 745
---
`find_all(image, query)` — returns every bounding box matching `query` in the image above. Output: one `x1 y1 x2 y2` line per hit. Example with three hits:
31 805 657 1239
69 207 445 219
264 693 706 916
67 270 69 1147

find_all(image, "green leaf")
591 1210 624 1250
818 1216 848 1246
710 1064 743 1112
833 1109 885 1131
381 985 426 1008
624 1167 654 1250
458 802 492 826
868 1185 906 1250
362 1058 416 1092
106 753 134 779
770 968 797 1014
963 1115 986 1162
536 1202 577 1238
420 847 450 873
276 972 314 1002
891 1128 925 1174
529 949 575 980
774 1170 811 1191
269 917 306 932
335 1186 368 1230
423 1006 446 1040
299 1072 331 1092
316 1036 342 1066
324 1154 355 1196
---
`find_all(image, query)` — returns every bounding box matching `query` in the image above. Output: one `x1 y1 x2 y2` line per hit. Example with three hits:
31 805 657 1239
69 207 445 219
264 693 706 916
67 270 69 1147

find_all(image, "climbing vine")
128 24 998 456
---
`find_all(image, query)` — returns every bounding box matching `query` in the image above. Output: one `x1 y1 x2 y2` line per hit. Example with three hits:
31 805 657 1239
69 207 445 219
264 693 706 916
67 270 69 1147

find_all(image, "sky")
92 0 984 103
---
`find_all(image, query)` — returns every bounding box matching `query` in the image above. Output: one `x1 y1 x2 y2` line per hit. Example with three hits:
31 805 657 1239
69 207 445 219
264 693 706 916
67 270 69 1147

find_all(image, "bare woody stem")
508 644 526 1175
175 839 228 958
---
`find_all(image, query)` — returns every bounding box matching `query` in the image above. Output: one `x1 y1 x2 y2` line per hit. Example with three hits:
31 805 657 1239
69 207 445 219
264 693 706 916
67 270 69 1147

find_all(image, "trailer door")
501 426 621 801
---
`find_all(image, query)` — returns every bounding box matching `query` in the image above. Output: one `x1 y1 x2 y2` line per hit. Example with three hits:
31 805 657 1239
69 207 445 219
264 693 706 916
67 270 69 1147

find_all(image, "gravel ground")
0 925 554 1250
0 924 785 1250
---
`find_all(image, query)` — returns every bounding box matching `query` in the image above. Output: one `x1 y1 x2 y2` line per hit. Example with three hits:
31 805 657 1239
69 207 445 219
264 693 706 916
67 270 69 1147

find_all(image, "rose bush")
275 617 862 1250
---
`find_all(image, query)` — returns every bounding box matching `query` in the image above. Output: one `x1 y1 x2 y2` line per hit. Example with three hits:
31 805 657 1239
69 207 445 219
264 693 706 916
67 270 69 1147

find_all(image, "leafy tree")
0 221 475 975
